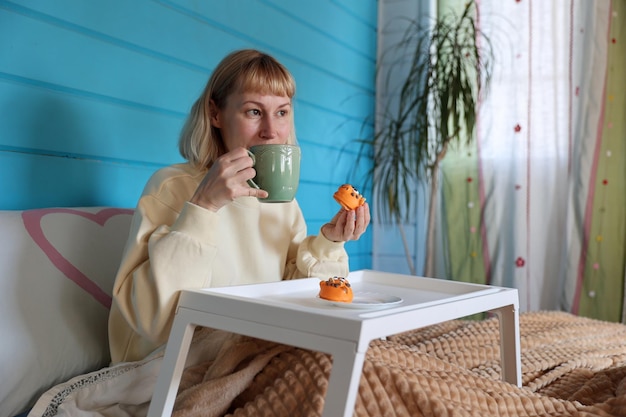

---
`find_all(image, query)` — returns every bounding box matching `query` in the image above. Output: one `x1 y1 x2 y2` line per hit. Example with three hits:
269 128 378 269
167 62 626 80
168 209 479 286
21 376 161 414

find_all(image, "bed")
3 207 626 417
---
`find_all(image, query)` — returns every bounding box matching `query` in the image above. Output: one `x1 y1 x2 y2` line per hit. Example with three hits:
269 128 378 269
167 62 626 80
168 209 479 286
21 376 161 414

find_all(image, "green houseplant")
355 1 494 275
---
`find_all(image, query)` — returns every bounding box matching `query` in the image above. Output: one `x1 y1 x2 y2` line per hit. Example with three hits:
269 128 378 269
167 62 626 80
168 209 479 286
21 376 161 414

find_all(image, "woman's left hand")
321 202 371 242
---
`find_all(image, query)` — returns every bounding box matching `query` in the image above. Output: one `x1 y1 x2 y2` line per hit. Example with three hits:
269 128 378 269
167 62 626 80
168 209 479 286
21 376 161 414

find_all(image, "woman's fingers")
321 202 371 242
190 147 267 210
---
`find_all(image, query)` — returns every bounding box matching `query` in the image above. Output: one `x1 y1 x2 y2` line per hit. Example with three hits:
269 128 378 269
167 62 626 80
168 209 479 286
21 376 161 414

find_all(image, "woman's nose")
259 115 276 139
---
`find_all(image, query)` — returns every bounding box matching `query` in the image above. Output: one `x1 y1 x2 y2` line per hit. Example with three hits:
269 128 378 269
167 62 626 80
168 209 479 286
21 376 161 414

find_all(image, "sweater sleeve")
112 199 219 347
294 233 350 278
282 204 350 280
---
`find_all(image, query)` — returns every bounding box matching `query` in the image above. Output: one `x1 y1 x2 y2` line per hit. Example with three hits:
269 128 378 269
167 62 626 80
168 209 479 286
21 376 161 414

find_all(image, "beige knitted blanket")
30 311 626 417
174 311 626 417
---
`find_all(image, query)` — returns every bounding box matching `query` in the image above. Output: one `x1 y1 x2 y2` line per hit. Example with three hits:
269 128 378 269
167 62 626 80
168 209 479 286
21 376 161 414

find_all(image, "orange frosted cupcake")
333 184 366 211
319 276 353 303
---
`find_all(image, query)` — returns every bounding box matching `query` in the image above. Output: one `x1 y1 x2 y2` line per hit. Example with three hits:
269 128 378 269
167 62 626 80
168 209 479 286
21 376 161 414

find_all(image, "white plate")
319 291 403 310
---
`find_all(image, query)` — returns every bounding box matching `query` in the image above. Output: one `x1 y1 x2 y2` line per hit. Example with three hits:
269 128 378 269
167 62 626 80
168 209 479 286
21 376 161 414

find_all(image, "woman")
108 49 371 363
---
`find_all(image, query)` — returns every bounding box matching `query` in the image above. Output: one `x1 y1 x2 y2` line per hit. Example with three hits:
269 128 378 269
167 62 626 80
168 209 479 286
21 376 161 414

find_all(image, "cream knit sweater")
108 163 349 363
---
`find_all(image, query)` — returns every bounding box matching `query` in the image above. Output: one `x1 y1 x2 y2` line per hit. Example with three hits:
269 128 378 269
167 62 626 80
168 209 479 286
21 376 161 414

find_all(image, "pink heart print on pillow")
22 207 134 309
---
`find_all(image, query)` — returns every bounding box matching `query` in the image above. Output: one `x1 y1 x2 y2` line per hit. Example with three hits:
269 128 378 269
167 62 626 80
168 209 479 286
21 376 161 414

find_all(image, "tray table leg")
147 310 197 417
322 348 366 417
493 304 522 387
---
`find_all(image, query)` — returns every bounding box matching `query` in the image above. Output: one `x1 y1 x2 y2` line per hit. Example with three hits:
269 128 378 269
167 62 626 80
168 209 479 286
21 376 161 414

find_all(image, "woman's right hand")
189 147 269 211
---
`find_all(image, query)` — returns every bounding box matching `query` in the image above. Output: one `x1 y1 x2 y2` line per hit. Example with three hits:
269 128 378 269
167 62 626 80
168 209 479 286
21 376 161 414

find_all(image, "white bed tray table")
147 269 521 417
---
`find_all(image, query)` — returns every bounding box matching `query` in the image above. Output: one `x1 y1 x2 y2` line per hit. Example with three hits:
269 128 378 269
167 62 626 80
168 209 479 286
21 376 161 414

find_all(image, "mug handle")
246 150 260 189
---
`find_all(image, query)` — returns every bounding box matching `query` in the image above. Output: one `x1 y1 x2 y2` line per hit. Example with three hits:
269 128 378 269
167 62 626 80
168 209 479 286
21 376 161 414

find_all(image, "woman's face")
210 90 293 151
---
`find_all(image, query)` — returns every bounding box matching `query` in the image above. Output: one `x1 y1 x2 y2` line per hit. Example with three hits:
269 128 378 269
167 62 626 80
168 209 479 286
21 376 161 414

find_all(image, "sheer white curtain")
465 1 609 311
461 1 618 315
375 0 623 320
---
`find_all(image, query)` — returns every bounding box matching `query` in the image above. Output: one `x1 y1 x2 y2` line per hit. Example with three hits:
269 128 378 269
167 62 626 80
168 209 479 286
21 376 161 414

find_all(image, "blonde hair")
179 49 297 169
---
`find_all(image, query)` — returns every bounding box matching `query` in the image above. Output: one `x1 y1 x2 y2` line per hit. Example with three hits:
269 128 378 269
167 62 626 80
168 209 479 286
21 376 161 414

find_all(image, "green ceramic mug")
247 144 301 203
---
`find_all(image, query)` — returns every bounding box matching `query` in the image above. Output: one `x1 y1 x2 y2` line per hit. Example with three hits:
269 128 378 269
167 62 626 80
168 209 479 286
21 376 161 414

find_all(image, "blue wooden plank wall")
0 0 377 270
373 0 431 276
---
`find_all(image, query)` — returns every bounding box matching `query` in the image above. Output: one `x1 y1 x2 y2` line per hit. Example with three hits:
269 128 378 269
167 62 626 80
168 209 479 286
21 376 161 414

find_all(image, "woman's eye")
246 109 261 117
277 110 288 117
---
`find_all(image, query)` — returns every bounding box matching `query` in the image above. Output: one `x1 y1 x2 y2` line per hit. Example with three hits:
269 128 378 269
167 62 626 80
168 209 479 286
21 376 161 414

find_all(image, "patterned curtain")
437 0 625 321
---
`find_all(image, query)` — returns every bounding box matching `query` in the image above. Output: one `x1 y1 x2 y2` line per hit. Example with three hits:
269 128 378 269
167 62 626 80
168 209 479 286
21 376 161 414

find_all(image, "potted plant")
354 1 494 276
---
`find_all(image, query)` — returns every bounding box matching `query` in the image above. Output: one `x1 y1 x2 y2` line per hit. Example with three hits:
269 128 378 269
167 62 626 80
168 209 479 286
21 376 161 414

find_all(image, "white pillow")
0 207 133 417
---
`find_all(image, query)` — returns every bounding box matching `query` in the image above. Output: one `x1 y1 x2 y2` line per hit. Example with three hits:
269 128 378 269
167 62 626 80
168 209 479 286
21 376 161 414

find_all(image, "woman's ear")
209 99 221 128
